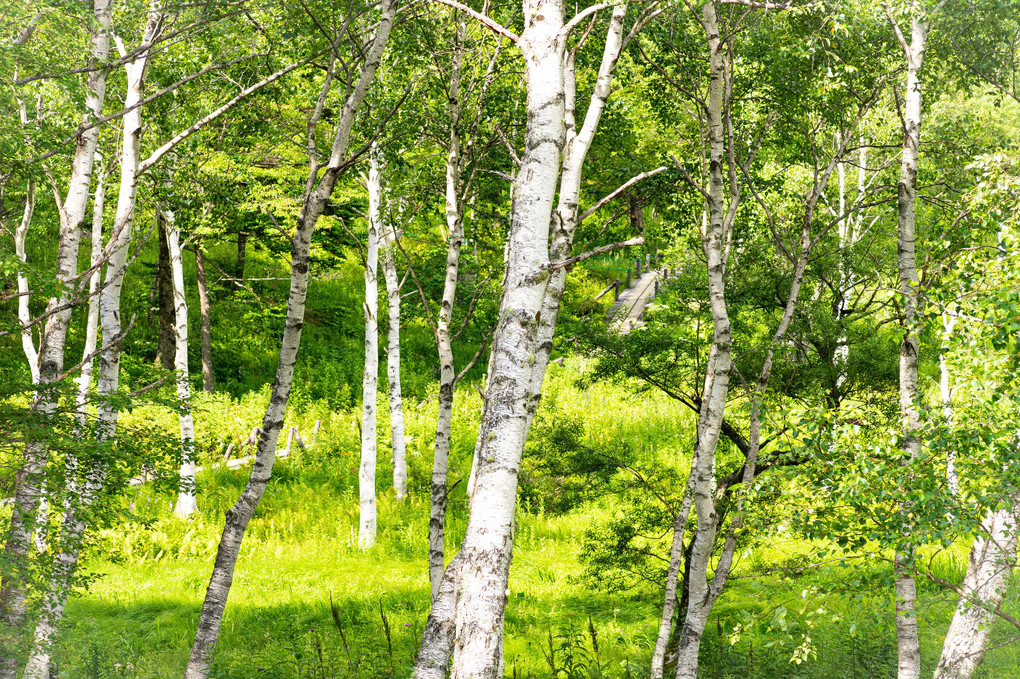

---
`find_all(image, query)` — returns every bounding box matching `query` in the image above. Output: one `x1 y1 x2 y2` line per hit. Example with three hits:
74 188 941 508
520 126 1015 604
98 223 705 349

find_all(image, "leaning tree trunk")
0 3 112 675
381 220 406 499
429 12 466 599
194 238 215 393
360 150 381 550
166 209 199 517
20 10 163 674
183 5 396 676
933 499 1020 679
891 8 927 679
423 4 569 677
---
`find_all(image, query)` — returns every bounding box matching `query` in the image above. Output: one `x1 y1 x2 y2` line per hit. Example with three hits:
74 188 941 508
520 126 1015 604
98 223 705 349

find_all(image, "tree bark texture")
167 210 199 518
674 6 734 677
933 501 1020 679
194 239 215 393
445 6 566 676
20 9 163 675
360 150 381 550
0 2 112 675
183 5 396 675
430 12 466 600
892 8 926 679
381 219 406 500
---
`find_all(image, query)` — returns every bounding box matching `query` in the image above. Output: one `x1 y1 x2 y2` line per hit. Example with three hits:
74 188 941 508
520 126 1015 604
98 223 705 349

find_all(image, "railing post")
614 279 620 301
626 268 632 288
636 258 642 277
654 280 659 297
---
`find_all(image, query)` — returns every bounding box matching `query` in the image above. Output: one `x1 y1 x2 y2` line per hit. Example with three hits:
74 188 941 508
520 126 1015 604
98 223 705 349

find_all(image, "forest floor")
51 361 1020 678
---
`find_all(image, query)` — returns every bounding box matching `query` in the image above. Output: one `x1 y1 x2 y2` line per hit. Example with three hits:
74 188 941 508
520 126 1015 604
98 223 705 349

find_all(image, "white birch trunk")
75 164 107 423
933 500 1020 679
167 209 199 518
381 219 406 499
446 5 567 677
20 8 162 675
940 312 958 498
430 14 466 599
184 5 397 674
0 4 112 669
360 150 381 550
15 180 39 385
674 6 734 677
891 8 926 678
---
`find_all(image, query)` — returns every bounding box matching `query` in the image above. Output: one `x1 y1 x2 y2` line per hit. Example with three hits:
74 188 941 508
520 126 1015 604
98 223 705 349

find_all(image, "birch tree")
166 208 199 518
886 3 928 676
0 4 112 670
184 3 398 674
380 213 406 500
360 149 382 550
414 2 652 676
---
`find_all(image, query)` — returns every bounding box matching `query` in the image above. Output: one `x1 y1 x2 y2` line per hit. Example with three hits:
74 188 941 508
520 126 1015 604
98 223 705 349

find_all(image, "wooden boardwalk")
607 269 658 333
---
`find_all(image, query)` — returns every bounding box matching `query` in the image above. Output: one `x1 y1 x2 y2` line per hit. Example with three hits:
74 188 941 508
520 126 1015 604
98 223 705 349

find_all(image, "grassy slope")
52 362 1020 678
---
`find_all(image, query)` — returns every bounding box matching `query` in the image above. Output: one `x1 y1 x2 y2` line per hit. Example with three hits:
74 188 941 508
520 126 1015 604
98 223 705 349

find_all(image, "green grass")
43 360 1020 677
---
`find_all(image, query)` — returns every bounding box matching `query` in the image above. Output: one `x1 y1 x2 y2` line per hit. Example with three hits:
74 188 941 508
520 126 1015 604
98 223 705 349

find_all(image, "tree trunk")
381 199 406 499
415 5 630 676
651 489 694 679
167 209 199 518
156 213 176 368
74 163 107 423
933 500 1020 679
194 239 215 393
15 179 39 385
360 150 381 550
0 2 112 674
20 9 163 674
891 8 926 679
430 12 465 599
674 6 734 677
236 231 247 286
183 5 396 674
438 5 570 677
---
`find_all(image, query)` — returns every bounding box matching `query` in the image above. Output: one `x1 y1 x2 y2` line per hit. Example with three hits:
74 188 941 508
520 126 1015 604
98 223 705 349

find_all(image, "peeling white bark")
360 150 381 550
20 7 162 676
890 7 926 678
0 4 112 669
381 218 406 500
430 13 466 599
184 5 396 675
167 209 199 518
934 500 1020 679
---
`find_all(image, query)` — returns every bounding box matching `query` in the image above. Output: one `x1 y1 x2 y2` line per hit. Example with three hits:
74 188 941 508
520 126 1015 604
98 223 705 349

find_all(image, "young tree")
360 149 382 550
183 3 398 675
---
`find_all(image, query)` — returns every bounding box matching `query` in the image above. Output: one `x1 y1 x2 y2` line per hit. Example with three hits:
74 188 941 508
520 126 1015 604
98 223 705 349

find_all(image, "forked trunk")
21 10 164 674
0 3 112 672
